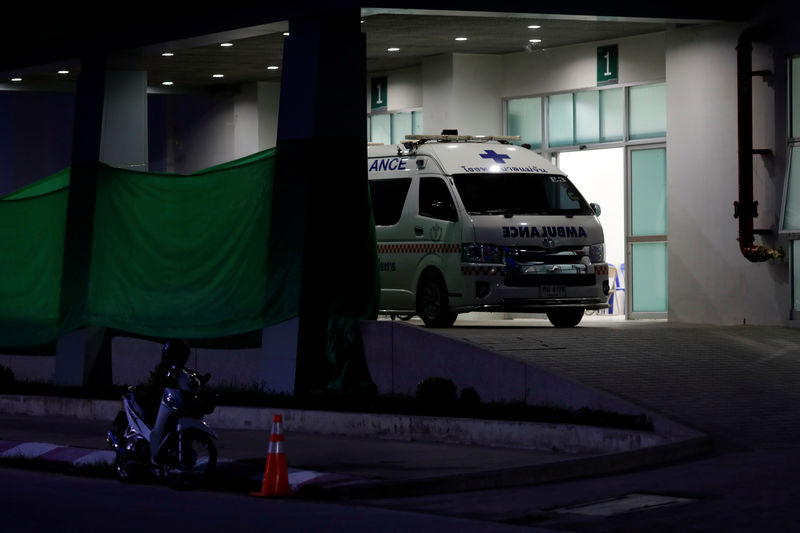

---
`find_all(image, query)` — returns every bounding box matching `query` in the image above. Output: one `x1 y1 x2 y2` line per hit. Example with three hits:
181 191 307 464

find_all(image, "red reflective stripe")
377 243 462 254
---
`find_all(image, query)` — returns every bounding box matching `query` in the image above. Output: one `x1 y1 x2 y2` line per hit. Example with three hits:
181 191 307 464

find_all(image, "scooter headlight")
163 390 182 410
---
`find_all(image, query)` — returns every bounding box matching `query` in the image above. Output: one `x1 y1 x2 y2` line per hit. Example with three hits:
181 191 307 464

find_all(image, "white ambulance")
368 134 609 328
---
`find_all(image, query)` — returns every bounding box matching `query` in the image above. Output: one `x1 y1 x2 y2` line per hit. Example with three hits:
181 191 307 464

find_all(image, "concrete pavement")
2 317 799 531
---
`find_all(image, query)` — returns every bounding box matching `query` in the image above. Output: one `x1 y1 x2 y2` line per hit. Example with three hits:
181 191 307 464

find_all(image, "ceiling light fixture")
529 39 542 43
387 47 400 52
528 25 541 29
11 77 21 82
162 52 174 57
162 81 174 86
220 42 233 47
283 32 290 36
267 65 279 70
455 37 468 41
212 74 224 78
57 70 69 75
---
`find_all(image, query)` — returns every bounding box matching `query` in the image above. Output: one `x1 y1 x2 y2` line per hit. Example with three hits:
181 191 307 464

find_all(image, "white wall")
422 54 455 134
665 23 789 325
502 33 666 98
452 54 503 135
257 81 280 150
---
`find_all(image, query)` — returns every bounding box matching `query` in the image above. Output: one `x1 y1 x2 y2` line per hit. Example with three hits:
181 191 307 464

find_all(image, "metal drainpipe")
735 25 782 262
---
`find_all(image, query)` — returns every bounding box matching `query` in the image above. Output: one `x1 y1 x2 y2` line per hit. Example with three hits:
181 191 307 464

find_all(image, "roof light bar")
404 134 521 143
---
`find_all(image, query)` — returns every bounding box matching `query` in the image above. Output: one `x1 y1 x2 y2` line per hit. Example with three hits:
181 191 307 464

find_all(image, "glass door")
627 144 668 317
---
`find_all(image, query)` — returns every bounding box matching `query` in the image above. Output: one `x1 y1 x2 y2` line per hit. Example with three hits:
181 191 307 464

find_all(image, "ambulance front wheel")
417 272 458 328
546 308 584 328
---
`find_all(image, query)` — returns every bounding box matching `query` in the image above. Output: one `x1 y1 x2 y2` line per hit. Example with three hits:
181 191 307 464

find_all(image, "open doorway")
558 148 625 316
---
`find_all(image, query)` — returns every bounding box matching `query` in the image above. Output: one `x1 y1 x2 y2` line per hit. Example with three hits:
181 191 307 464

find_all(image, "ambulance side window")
369 178 412 226
419 177 458 222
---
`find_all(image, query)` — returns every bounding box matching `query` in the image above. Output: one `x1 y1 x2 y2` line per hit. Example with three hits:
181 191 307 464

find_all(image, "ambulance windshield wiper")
470 208 541 216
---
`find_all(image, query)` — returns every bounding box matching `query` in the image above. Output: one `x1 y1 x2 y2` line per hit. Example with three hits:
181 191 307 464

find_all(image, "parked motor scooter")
106 340 218 490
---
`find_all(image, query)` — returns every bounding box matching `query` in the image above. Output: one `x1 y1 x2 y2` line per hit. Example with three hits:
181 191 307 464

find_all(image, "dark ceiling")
1 10 714 91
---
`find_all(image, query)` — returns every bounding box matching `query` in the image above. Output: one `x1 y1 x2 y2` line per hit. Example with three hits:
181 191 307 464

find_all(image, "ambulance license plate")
541 285 566 298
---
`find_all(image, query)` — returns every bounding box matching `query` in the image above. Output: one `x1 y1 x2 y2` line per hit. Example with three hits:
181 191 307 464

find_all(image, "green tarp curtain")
1 148 381 348
0 169 69 345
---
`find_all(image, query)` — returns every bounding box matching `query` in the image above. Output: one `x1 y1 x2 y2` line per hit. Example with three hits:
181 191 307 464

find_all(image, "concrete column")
422 53 503 136
55 57 148 386
263 10 368 397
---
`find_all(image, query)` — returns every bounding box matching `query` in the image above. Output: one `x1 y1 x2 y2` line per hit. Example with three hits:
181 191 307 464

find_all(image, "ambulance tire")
546 308 584 328
416 272 458 328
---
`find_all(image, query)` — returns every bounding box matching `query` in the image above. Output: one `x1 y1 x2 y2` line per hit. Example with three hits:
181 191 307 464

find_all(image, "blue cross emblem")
479 150 511 164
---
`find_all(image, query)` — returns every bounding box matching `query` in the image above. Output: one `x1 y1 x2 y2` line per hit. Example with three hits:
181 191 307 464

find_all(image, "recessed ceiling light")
387 47 400 52
162 52 174 57
528 25 541 29
212 74 224 78
267 65 279 70
162 81 174 86
455 37 468 41
220 42 233 47
11 77 21 82
529 39 542 43
57 70 69 75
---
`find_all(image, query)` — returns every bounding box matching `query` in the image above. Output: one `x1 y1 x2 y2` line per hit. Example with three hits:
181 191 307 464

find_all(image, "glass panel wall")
631 148 667 235
412 110 424 136
792 58 800 138
549 93 574 147
629 83 666 140
370 113 390 144
391 112 412 144
794 240 800 312
507 97 542 148
782 146 800 230
369 110 423 143
600 88 624 142
574 91 599 144
631 242 668 312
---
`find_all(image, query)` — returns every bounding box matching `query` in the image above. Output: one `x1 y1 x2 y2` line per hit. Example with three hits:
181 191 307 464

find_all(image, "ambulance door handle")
414 226 424 237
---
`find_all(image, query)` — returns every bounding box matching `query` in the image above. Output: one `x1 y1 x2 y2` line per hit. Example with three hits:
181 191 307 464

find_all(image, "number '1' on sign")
597 45 618 86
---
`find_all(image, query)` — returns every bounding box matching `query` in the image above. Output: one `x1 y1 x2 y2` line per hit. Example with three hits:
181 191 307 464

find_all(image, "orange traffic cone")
251 414 292 497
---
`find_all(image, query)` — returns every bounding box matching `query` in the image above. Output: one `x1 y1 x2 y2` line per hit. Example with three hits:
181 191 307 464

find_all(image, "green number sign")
371 76 387 111
597 45 618 86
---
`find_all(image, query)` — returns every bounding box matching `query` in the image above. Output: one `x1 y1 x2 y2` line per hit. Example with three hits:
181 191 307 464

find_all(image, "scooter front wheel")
161 429 217 490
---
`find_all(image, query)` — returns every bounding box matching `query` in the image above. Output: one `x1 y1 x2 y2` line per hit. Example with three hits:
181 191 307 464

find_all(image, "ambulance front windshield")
452 173 593 216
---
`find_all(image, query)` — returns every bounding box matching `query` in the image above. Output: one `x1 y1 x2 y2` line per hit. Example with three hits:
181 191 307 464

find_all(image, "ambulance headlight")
462 243 503 263
588 243 605 263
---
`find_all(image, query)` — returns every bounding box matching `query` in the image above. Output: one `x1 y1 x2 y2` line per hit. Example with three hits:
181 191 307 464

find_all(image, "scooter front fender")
177 417 218 440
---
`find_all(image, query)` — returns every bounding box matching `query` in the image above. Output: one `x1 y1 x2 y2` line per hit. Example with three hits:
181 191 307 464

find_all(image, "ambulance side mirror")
590 203 602 216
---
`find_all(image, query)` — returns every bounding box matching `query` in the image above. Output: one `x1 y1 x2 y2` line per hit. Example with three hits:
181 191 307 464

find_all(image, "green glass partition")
370 113 390 144
391 112 412 144
629 83 666 140
631 242 668 312
631 148 667 235
549 93 574 147
507 97 542 148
